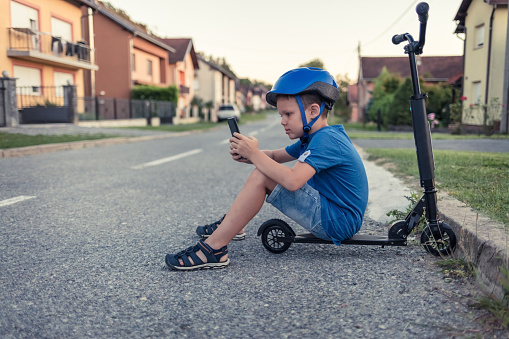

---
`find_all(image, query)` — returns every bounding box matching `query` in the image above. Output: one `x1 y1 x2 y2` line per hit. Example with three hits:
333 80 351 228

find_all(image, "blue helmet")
266 67 339 109
267 68 340 155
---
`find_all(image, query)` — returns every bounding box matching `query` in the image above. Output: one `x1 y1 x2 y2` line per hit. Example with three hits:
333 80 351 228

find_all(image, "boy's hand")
230 132 259 161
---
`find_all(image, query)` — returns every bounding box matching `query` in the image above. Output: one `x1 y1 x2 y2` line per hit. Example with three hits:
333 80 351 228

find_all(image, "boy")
165 67 369 271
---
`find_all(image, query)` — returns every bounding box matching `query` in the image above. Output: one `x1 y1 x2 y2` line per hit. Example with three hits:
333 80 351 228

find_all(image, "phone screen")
227 118 240 137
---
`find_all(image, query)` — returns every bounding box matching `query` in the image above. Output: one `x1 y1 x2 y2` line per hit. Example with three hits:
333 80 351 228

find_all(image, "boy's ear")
309 103 321 117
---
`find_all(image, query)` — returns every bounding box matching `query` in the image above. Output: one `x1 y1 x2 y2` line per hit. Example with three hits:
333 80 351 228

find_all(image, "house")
347 84 359 122
83 2 175 100
454 0 509 133
354 56 463 123
237 83 251 112
237 83 269 113
2 0 98 115
160 38 199 122
194 54 238 122
252 85 269 112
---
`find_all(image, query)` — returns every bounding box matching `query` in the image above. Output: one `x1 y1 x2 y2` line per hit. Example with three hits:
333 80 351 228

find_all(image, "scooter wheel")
260 219 293 254
420 223 457 256
388 220 408 240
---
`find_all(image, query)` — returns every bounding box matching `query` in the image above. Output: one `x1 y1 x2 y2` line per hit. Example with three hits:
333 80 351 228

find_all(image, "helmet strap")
295 95 326 155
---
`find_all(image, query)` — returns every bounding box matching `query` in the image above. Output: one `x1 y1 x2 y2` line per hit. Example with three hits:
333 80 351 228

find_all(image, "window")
179 71 186 85
54 72 74 97
11 1 39 49
131 53 136 71
475 24 484 49
13 65 41 95
10 1 38 29
51 18 72 42
147 59 152 76
473 81 482 104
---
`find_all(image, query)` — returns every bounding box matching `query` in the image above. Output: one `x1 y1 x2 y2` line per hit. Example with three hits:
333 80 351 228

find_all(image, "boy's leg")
206 168 277 249
175 168 276 266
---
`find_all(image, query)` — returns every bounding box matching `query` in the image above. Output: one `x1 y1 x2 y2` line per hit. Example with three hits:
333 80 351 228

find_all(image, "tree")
299 58 325 69
421 83 452 127
387 77 414 126
198 52 237 77
333 74 352 122
368 67 401 123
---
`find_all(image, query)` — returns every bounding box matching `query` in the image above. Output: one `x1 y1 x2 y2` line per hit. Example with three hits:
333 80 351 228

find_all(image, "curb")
439 196 508 301
357 145 508 301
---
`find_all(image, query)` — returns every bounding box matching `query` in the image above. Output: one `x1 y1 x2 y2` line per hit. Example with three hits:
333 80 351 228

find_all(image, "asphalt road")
353 137 509 153
0 115 504 338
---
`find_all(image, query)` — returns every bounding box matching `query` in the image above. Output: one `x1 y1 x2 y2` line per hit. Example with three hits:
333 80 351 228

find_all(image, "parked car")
217 104 241 122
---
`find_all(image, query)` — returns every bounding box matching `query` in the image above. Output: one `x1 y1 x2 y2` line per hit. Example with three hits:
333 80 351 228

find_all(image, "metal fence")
17 86 67 108
15 84 176 123
77 97 176 122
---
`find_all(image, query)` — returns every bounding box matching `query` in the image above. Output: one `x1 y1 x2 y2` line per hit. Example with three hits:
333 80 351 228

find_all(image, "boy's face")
277 97 311 139
277 96 310 139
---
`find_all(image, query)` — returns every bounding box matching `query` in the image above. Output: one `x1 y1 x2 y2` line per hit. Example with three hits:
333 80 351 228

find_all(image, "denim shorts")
266 183 332 241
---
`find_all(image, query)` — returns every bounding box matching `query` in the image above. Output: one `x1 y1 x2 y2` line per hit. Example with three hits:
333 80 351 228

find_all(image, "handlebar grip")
416 2 429 23
392 34 407 45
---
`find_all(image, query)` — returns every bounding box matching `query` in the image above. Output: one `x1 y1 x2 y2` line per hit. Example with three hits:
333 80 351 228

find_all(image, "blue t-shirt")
285 125 369 245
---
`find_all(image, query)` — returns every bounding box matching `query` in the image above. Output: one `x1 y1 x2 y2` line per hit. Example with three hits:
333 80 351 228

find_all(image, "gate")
17 85 75 124
0 82 5 127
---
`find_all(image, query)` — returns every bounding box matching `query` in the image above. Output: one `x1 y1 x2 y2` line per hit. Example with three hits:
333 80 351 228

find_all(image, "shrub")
386 78 414 126
131 85 178 103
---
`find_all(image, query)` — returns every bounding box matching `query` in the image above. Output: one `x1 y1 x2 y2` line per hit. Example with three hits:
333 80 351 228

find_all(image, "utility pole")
502 8 509 133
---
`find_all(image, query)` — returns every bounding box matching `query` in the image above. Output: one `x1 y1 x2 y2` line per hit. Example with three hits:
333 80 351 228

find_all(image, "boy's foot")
196 215 246 240
165 239 229 271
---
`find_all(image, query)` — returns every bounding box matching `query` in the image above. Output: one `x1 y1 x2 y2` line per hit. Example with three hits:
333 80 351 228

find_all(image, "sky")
105 0 465 84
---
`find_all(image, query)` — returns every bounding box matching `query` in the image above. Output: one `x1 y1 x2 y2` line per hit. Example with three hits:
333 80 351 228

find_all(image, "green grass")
365 148 509 227
126 121 218 133
0 132 120 149
124 112 269 133
240 111 268 123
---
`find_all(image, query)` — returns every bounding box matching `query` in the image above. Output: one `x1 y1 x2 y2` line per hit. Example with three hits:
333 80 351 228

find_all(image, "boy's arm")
263 148 296 163
231 133 315 191
250 151 315 191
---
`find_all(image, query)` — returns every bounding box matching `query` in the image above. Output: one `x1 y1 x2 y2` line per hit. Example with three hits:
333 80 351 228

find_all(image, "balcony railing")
179 85 190 94
7 27 97 70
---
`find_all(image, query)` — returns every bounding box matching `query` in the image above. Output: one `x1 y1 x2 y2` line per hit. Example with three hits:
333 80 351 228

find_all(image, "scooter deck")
282 233 407 247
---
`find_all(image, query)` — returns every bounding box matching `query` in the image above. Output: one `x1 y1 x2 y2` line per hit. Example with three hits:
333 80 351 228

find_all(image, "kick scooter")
257 2 457 257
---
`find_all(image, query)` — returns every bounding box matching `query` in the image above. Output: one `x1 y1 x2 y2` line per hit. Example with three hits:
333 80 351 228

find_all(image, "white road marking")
0 196 36 207
131 149 203 170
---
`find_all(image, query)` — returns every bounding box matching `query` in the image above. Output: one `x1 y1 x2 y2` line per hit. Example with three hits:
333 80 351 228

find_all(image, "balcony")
179 85 190 94
7 28 98 71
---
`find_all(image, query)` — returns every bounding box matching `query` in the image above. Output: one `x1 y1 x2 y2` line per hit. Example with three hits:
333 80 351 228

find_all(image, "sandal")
196 215 246 241
165 239 230 271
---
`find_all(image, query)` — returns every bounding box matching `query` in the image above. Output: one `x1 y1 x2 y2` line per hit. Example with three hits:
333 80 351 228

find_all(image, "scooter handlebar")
392 34 408 45
416 2 429 23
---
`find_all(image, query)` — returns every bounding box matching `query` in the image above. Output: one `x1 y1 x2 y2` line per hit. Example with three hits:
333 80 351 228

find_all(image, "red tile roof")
161 38 199 69
360 56 463 81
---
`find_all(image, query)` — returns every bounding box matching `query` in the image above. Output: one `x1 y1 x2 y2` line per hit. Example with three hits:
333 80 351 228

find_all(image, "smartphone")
227 118 246 159
227 117 240 137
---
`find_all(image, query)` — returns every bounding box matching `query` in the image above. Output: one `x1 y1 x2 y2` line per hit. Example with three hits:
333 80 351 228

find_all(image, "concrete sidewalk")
1 124 508 300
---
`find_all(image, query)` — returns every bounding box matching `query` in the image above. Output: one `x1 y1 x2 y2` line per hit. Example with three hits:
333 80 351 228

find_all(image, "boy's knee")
248 168 276 191
248 168 268 182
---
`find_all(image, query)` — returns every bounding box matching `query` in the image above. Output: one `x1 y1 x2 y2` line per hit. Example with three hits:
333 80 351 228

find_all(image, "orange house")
1 0 98 106
161 38 199 121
